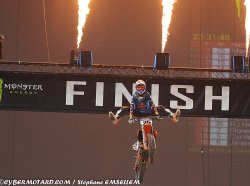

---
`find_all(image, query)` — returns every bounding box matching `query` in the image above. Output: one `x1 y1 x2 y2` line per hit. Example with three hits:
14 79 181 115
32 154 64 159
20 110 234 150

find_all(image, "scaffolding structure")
0 60 249 79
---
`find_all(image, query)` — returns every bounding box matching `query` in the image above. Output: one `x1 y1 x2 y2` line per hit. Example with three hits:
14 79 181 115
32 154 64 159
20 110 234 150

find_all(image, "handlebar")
128 116 163 124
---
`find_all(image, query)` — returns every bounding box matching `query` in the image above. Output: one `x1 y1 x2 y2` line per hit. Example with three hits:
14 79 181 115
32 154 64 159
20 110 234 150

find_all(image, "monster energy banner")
0 71 250 118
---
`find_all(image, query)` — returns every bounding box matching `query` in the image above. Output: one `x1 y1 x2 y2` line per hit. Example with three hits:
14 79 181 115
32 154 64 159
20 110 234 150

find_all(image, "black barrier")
0 71 250 118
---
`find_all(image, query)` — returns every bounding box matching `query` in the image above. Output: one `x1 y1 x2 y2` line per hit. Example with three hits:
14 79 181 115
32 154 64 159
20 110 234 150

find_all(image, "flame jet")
245 0 250 56
77 0 91 49
161 0 176 52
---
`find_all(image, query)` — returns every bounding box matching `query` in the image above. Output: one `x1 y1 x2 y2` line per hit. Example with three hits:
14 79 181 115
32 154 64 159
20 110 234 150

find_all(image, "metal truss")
0 60 249 80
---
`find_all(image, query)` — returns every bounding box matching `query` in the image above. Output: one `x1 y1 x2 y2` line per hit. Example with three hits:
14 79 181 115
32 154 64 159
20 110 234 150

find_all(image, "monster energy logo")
2 82 43 95
0 78 3 102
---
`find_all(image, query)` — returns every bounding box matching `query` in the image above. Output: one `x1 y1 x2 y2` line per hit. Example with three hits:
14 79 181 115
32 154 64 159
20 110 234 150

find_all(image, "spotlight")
70 50 77 66
245 56 249 73
231 55 245 73
69 50 93 68
154 53 170 70
79 50 93 68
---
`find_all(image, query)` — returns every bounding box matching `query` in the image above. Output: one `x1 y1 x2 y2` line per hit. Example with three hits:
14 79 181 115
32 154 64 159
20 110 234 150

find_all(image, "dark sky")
0 0 245 66
0 1 249 185
0 0 162 64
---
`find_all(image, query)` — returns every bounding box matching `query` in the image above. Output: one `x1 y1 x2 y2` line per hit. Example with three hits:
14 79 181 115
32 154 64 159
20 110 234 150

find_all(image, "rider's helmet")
135 80 146 95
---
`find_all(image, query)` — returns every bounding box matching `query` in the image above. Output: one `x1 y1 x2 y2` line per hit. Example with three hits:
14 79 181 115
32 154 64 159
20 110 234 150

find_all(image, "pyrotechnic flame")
161 0 176 52
77 0 91 49
245 0 250 56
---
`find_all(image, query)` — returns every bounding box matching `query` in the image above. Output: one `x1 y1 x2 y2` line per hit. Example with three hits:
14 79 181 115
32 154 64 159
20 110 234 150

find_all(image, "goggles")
136 85 145 90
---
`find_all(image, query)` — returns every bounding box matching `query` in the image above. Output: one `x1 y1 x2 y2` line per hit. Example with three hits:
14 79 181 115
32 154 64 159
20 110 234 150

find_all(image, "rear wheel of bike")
135 158 146 184
147 134 156 164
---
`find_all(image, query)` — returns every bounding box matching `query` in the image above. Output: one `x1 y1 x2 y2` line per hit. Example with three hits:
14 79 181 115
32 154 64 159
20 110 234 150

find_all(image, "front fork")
142 127 147 151
141 125 155 151
142 126 157 150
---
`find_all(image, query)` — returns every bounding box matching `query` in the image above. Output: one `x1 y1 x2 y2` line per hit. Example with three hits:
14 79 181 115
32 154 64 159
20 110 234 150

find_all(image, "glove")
152 106 159 116
128 118 135 124
157 115 163 120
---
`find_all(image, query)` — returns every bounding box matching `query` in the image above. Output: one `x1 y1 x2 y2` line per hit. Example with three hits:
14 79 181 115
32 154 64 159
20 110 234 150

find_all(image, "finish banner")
0 71 250 118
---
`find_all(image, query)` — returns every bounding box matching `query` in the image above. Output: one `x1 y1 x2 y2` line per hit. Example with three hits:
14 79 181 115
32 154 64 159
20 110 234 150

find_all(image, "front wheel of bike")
147 134 156 164
135 159 146 184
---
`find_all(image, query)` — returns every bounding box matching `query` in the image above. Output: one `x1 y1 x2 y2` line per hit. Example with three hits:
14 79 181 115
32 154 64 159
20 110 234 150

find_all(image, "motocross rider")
109 80 181 150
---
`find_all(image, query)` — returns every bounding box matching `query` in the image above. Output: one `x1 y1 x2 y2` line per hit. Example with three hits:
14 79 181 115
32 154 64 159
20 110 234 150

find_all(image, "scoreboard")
190 33 250 153
190 33 245 70
192 118 250 153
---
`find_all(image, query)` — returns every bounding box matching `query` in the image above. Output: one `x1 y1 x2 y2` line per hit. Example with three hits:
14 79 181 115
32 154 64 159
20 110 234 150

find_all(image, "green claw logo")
235 0 241 20
0 78 3 102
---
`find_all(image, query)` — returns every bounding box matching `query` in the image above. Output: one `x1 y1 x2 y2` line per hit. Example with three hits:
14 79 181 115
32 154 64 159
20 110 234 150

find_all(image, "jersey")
130 91 155 115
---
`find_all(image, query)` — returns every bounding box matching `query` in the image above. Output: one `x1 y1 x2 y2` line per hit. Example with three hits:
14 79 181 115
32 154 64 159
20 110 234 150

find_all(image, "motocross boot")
132 141 139 151
132 141 143 151
108 111 120 124
175 109 181 122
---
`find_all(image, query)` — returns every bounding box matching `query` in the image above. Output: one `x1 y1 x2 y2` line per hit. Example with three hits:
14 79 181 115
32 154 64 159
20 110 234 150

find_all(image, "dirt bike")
131 117 161 183
109 109 180 183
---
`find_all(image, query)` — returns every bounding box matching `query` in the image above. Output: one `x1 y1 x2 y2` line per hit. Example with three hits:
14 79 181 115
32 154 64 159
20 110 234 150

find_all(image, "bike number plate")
140 118 153 126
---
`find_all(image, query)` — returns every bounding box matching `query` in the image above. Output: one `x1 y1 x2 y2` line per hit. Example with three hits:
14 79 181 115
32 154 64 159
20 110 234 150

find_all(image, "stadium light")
79 50 93 68
245 56 249 73
231 55 245 73
70 50 93 68
70 50 77 66
154 53 170 70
